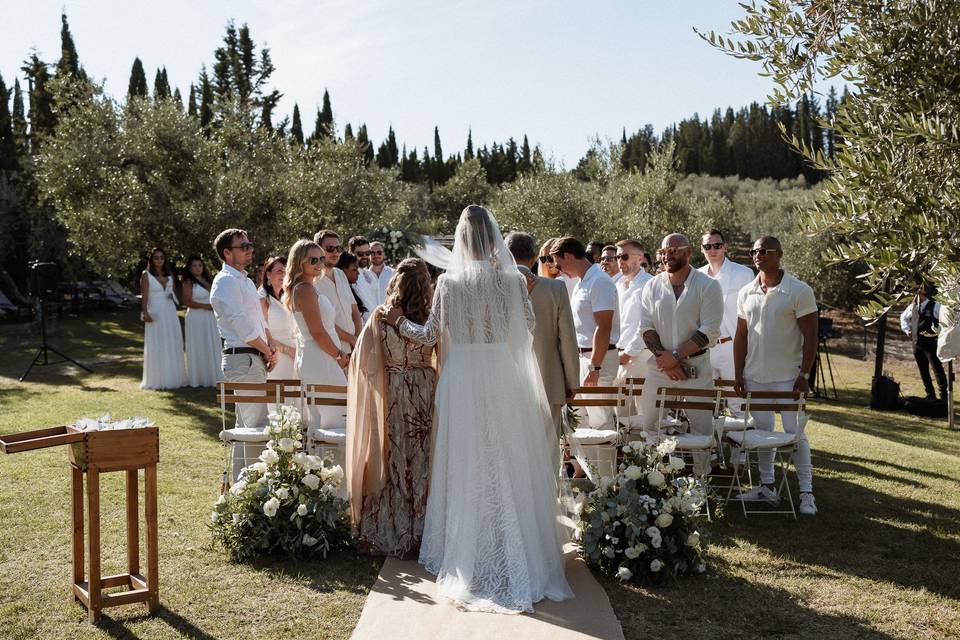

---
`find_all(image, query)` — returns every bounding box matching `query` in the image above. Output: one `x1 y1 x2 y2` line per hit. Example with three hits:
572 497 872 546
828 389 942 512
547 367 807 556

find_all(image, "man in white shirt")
348 235 379 323
552 236 621 428
600 245 620 280
368 241 396 306
210 228 277 432
638 233 723 475
734 235 819 515
900 284 946 400
614 240 653 413
314 230 362 356
698 229 755 412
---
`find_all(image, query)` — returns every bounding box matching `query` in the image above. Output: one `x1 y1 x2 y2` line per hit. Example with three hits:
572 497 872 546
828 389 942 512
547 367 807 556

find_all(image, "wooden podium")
0 425 159 622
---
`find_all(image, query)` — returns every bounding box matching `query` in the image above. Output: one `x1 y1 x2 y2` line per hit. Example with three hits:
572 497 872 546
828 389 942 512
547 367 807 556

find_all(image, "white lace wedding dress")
400 206 573 614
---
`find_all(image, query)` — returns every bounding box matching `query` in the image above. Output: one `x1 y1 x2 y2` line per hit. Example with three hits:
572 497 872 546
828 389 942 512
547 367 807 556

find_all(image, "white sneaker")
735 485 779 504
799 492 817 515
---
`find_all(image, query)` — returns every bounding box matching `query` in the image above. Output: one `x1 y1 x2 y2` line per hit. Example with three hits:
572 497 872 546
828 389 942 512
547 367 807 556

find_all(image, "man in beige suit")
506 232 580 434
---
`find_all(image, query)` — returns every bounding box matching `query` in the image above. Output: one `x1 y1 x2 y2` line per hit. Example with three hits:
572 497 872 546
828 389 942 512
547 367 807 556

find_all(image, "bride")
385 205 573 614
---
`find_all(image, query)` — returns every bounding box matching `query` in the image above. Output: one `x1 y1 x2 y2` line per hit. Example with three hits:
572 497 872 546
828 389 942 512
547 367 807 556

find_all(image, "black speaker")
870 375 902 410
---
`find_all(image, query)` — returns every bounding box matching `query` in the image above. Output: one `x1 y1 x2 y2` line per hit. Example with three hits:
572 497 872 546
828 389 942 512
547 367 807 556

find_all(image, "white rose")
278 438 296 453
656 439 677 455
260 448 279 466
302 533 318 547
687 532 701 547
276 487 289 500
645 526 660 539
602 546 616 558
647 470 666 487
650 559 664 572
251 462 267 475
655 513 674 528
327 465 344 485
616 566 633 581
623 465 644 481
305 455 323 470
635 543 648 553
302 473 320 490
651 536 662 549
621 443 632 453
215 495 226 506
297 504 308 516
293 452 308 468
229 480 247 495
668 456 685 472
210 512 219 523
624 546 640 559
262 497 280 518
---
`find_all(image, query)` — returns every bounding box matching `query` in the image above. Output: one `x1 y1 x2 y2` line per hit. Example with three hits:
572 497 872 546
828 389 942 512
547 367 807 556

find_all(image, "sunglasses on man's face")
702 242 724 250
656 247 687 258
749 247 780 257
371 250 384 256
356 251 372 257
599 255 617 263
616 253 641 261
324 245 342 254
230 242 254 251
538 255 555 264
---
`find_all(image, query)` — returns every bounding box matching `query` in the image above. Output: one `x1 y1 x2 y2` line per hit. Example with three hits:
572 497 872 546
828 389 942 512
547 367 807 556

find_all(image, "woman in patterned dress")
347 258 436 559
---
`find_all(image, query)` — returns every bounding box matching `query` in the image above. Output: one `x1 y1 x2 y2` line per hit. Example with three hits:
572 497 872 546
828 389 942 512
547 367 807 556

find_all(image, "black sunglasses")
702 242 724 250
307 256 320 265
230 242 254 251
599 255 617 263
538 255 555 264
324 245 342 254
749 247 780 257
356 251 372 257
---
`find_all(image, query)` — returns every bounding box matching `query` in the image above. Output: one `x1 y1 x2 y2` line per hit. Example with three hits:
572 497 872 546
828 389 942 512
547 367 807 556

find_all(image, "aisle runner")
350 543 624 640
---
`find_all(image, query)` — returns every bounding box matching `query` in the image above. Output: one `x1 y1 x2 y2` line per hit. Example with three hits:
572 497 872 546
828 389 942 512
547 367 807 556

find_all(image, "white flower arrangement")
371 227 411 262
209 405 351 560
74 415 154 432
577 438 709 584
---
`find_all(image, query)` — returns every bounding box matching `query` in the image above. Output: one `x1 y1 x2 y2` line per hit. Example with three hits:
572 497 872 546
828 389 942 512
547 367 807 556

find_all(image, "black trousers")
914 337 947 399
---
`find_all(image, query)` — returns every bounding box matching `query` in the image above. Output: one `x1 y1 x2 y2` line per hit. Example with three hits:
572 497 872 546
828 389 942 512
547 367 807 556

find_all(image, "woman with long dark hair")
140 246 187 389
181 255 221 387
258 256 297 382
348 257 437 559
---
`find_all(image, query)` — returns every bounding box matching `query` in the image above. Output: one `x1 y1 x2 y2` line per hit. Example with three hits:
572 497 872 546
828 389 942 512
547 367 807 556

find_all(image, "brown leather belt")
718 336 733 345
579 344 616 354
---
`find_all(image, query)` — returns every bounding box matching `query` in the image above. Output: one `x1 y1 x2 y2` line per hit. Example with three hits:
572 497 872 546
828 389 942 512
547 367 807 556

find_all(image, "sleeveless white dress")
184 282 222 387
141 272 187 390
265 294 297 381
399 266 573 613
293 287 348 429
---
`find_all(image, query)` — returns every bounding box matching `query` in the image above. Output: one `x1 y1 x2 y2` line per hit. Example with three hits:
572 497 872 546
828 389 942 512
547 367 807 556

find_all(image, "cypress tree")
357 124 374 166
314 90 334 139
343 122 354 141
12 79 27 157
187 84 197 116
0 73 17 172
127 58 148 100
518 135 532 173
55 12 85 81
173 88 183 111
290 103 304 145
153 67 171 100
21 54 57 147
465 128 474 160
198 66 214 130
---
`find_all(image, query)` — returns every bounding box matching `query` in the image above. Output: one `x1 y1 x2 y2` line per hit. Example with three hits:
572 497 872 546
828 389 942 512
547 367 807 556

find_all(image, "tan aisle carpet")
350 543 625 640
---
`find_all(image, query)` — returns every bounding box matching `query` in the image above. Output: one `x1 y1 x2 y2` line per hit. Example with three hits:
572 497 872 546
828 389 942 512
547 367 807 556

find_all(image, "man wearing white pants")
615 240 653 415
552 236 620 428
734 235 819 515
637 234 723 476
698 229 754 413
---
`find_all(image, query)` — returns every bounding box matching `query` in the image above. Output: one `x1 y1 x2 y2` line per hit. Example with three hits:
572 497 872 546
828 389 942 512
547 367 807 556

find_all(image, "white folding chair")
301 383 348 469
618 377 683 439
216 380 283 490
564 385 626 481
724 390 807 519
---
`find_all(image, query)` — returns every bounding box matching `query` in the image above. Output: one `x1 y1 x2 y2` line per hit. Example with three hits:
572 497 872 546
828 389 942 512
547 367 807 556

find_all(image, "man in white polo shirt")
698 229 754 393
637 233 723 475
552 236 620 427
734 235 819 515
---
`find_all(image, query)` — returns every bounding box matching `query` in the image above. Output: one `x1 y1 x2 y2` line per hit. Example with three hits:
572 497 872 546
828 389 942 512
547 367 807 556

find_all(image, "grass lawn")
1 309 958 639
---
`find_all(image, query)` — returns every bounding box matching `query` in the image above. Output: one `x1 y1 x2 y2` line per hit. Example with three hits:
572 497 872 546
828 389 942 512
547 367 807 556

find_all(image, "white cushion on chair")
309 427 346 443
567 428 619 444
671 434 715 450
619 415 681 430
726 430 797 449
220 427 270 443
717 416 755 431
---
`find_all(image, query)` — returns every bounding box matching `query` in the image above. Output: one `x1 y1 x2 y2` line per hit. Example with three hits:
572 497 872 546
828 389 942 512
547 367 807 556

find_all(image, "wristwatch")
590 364 602 372
671 349 682 362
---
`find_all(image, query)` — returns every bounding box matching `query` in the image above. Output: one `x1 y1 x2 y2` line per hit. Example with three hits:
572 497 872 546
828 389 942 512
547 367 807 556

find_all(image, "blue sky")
2 1 774 166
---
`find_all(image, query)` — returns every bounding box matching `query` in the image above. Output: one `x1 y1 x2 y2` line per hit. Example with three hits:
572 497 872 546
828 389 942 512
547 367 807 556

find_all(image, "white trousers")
617 351 649 417
577 349 619 428
746 378 813 493
638 352 714 475
222 353 269 479
710 341 743 415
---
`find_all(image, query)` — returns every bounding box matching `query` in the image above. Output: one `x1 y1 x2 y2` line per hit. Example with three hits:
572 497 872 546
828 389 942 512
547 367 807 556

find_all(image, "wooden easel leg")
87 467 101 623
145 463 159 613
72 467 84 599
126 469 140 577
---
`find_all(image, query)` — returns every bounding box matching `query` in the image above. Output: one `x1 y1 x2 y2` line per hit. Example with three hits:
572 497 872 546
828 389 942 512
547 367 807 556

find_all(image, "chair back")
742 390 807 434
654 386 738 438
569 385 627 429
216 381 285 431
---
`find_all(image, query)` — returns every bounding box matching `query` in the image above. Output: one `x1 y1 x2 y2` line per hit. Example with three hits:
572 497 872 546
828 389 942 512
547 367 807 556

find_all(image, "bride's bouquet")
209 405 352 561
577 438 708 584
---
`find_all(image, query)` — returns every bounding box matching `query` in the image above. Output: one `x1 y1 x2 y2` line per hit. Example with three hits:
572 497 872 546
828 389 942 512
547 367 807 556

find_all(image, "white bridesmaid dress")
265 294 297 381
184 283 222 387
293 287 347 429
141 272 187 390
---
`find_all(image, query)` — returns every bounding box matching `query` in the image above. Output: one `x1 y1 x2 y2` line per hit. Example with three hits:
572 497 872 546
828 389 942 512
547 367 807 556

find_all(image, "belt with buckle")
579 344 616 354
718 336 733 345
223 347 262 357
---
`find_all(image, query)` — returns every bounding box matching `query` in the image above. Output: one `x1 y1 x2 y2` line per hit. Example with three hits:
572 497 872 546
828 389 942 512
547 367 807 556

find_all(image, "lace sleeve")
399 277 445 346
522 280 536 333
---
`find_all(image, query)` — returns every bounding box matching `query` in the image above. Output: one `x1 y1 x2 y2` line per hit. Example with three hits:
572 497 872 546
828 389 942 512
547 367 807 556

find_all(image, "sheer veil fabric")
401 205 573 613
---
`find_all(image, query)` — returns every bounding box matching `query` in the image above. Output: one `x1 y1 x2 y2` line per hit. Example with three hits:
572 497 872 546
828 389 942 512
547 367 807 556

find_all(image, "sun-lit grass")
1 310 958 639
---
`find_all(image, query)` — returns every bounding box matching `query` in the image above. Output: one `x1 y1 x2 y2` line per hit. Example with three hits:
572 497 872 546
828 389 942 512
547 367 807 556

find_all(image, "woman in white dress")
385 205 573 614
140 247 187 390
258 256 297 381
284 240 351 428
181 256 221 387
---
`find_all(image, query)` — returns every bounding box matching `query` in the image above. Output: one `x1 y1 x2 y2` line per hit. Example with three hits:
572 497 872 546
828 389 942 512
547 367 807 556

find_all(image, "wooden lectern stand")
0 425 159 623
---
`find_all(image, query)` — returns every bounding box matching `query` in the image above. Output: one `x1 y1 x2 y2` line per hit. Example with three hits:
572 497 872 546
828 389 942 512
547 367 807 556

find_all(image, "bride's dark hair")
388 258 431 325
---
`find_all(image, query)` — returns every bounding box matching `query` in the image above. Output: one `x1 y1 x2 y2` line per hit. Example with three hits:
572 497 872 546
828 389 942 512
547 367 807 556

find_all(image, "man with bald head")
734 235 819 515
637 233 723 475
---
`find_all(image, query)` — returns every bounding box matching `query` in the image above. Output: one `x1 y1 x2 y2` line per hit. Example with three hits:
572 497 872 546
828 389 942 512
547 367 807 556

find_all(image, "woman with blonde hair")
347 257 437 559
284 240 350 430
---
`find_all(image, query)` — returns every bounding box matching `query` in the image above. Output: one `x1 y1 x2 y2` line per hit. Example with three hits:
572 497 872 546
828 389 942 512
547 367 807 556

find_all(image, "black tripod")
811 314 839 400
19 262 92 382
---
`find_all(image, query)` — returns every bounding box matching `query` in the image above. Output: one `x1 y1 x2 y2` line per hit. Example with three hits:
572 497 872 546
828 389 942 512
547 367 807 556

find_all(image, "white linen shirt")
938 305 959 361
571 264 621 349
369 265 396 306
315 268 356 337
899 298 941 336
698 257 755 340
353 269 379 321
210 263 268 348
737 271 818 383
638 268 723 353
617 271 653 356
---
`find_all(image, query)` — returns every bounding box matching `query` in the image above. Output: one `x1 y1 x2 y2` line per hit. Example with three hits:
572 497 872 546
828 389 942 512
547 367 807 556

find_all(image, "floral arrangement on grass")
370 226 411 263
209 405 352 561
577 438 708 584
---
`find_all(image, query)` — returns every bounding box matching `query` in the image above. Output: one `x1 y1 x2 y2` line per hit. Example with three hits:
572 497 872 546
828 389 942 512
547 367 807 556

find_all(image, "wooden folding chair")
724 390 807 519
565 385 626 481
618 376 684 439
301 384 348 470
216 380 284 490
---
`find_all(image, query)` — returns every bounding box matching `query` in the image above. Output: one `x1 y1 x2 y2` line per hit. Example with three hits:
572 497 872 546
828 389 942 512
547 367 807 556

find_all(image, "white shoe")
799 492 817 515
735 485 779 504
